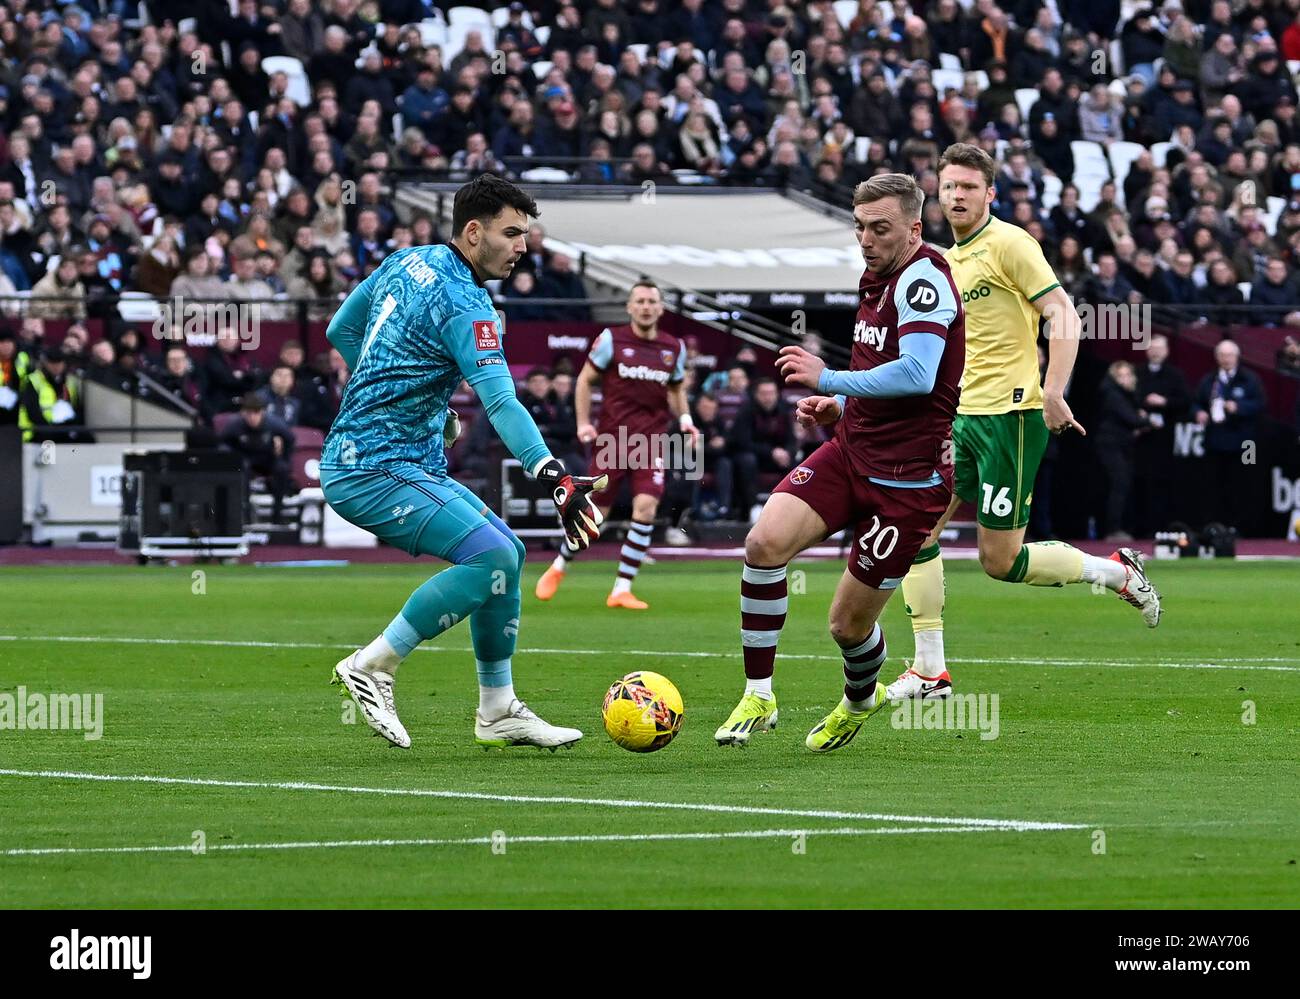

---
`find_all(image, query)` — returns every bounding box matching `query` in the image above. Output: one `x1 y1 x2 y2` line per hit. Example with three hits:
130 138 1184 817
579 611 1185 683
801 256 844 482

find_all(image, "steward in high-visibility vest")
0 328 31 428
18 346 85 443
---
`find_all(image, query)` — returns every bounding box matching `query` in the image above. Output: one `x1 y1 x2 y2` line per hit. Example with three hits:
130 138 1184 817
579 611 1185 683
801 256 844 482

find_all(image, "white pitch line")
1 632 1298 673
0 769 1085 832
2 825 1000 858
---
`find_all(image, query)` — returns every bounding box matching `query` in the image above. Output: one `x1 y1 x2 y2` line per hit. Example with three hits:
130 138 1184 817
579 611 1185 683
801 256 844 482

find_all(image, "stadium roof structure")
399 186 863 310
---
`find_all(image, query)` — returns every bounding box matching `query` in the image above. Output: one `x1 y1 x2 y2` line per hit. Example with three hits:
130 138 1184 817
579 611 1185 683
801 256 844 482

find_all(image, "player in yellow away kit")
887 143 1161 702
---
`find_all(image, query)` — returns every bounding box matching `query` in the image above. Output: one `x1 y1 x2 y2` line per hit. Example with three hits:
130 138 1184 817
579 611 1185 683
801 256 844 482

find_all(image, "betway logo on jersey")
853 321 889 349
617 362 671 384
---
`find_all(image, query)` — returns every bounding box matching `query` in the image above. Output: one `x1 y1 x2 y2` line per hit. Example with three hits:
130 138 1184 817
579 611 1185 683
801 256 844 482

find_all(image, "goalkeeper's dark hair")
452 175 539 236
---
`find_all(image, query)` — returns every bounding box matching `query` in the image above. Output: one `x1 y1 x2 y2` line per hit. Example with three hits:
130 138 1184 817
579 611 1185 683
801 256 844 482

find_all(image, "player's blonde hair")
852 173 924 222
938 143 997 188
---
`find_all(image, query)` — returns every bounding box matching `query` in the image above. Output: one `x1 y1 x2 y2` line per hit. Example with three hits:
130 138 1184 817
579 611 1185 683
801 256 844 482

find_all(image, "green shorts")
320 463 491 558
951 410 1049 530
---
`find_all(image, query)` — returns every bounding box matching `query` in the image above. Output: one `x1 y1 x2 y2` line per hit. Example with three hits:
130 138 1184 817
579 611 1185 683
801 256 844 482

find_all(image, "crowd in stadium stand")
0 0 1298 537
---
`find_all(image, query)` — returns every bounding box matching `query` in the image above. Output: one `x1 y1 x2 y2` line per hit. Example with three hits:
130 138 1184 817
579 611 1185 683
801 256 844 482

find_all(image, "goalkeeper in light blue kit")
322 176 606 750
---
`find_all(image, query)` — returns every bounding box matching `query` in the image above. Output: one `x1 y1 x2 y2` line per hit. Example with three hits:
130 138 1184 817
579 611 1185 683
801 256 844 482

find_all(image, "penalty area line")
2 825 1001 858
0 768 1086 832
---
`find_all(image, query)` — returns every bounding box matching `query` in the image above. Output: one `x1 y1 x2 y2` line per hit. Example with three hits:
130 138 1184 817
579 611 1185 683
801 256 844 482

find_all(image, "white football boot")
885 664 954 701
475 699 583 751
332 653 411 749
1112 547 1162 628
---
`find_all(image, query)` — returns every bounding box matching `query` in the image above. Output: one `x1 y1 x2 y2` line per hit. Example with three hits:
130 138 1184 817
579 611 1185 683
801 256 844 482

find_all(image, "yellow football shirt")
943 214 1060 415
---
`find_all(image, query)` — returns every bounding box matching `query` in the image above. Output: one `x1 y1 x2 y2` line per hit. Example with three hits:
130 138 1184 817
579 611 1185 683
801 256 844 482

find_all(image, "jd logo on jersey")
907 279 938 312
474 320 500 351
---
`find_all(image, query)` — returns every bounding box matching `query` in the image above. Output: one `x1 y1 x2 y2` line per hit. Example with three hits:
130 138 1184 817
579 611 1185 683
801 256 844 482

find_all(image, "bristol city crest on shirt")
790 466 814 485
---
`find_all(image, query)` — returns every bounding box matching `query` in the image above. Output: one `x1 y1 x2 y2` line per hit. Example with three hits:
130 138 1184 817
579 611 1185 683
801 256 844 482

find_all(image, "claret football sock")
613 520 654 592
740 561 787 697
840 625 887 711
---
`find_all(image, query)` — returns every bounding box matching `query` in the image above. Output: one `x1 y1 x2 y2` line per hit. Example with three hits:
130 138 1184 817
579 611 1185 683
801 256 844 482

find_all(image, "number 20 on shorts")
858 516 899 559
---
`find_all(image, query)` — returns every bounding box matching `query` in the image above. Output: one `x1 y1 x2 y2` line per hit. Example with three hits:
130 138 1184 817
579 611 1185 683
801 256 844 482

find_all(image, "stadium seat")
117 292 162 322
444 24 496 66
832 0 859 28
1289 60 1300 79
1149 140 1173 168
212 412 241 436
177 17 197 34
853 136 871 162
1108 78 1128 99
292 426 325 449
932 69 965 94
1071 140 1111 180
1075 175 1105 212
626 43 649 64
1108 141 1146 201
534 25 550 46
291 447 322 492
262 56 311 107
416 20 447 48
491 5 533 28
448 6 493 31
520 167 573 182
1041 173 1063 211
939 52 962 70
531 59 553 80
1015 88 1038 121
1238 282 1252 302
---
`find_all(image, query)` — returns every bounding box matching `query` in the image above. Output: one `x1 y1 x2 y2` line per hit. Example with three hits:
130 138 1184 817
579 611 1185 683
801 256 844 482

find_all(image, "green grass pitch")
1 558 1297 908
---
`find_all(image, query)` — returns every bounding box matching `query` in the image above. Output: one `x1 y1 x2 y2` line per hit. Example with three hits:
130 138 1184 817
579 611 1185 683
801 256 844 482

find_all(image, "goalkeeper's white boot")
475 699 583 751
1112 547 1162 628
332 653 411 749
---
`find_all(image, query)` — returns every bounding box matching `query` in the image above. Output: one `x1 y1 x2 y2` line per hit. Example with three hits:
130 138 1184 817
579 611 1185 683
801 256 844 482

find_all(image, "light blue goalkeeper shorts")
320 463 493 559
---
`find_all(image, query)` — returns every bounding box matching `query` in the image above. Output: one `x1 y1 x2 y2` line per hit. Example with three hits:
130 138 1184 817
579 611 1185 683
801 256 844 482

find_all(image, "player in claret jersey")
534 280 700 610
714 174 965 753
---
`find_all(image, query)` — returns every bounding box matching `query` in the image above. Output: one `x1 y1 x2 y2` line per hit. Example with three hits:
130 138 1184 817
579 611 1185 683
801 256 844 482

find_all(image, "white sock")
1081 554 1127 591
913 630 946 677
355 635 402 675
611 577 632 595
745 676 773 700
479 684 516 719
